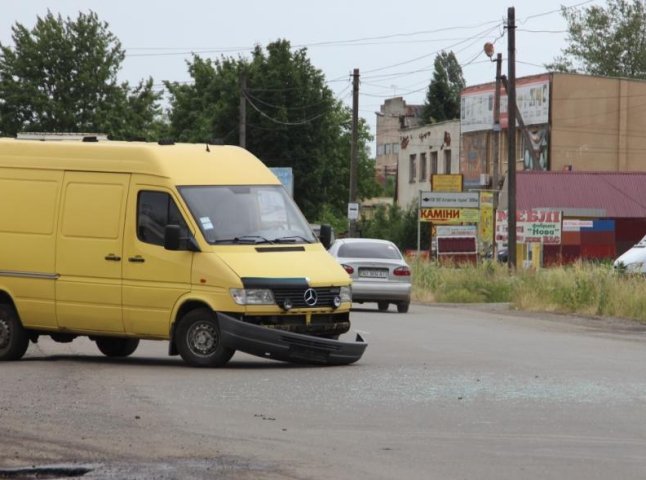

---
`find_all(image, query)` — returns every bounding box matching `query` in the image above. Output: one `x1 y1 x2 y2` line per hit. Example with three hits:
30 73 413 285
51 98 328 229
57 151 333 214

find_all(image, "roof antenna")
205 143 210 152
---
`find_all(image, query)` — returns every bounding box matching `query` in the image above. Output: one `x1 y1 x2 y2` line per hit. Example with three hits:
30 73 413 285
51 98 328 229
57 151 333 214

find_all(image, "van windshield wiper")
271 235 313 244
213 236 274 244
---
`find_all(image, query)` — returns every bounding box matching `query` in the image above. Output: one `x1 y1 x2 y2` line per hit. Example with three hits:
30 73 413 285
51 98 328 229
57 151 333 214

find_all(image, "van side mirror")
319 224 333 250
164 225 181 251
164 225 201 252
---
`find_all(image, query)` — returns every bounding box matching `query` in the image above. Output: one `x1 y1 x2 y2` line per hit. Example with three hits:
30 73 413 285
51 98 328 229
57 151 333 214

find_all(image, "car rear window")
338 242 402 259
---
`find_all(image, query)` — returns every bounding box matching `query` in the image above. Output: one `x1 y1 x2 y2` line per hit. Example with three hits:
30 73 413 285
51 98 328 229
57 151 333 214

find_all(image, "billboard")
461 75 550 133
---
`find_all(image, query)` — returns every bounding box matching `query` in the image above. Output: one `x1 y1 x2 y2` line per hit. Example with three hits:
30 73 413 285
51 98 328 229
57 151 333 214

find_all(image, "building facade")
460 73 646 190
395 120 461 208
375 97 424 186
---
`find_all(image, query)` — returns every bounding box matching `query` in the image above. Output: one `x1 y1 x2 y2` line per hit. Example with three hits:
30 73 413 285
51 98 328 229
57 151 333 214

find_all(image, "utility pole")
493 53 502 194
239 71 246 148
349 68 360 237
501 76 540 169
507 7 517 270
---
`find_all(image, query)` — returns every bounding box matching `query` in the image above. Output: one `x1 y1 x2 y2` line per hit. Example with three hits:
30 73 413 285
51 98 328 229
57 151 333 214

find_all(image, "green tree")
360 203 428 252
166 40 379 220
548 0 646 78
422 51 465 124
0 11 162 139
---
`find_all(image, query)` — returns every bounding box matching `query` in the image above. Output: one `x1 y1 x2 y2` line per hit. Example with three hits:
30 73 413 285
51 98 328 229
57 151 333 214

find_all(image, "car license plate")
359 268 388 279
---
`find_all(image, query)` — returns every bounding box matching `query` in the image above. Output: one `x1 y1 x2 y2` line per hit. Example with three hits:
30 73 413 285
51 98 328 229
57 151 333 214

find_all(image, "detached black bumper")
217 313 367 365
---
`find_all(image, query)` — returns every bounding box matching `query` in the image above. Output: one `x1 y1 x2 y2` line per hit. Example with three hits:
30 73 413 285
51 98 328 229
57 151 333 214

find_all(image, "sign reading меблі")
420 192 479 209
495 210 562 245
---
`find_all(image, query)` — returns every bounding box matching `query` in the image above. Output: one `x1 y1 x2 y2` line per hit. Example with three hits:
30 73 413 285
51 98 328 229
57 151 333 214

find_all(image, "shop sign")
495 209 562 244
420 208 480 224
420 192 479 209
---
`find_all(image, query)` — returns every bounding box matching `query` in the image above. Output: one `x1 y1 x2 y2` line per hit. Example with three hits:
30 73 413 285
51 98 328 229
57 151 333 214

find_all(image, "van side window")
137 191 188 246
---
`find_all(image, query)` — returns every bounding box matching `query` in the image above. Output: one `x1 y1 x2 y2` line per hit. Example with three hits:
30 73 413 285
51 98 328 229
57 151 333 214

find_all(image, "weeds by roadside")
410 259 646 323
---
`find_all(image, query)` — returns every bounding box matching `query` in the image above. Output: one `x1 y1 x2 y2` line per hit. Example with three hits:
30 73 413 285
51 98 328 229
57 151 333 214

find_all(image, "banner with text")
461 75 550 133
420 191 480 209
421 208 480 224
495 210 562 244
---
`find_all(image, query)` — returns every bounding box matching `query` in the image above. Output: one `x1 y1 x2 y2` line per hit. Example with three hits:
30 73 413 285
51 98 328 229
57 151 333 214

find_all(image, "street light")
484 42 495 59
483 43 502 192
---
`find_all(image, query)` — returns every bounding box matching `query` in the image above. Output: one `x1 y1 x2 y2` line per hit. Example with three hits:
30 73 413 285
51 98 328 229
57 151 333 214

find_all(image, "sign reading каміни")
420 208 480 224
495 210 562 245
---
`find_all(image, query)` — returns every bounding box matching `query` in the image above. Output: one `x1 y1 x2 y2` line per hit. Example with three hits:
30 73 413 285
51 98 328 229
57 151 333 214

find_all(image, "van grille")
241 312 350 336
272 287 340 308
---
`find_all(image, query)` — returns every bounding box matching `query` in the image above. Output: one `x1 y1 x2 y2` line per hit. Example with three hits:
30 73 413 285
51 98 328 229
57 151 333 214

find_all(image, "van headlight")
339 286 352 303
230 288 275 305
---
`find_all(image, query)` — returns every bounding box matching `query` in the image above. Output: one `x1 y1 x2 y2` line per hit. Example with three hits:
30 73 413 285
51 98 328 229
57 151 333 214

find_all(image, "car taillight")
393 266 411 276
342 264 354 275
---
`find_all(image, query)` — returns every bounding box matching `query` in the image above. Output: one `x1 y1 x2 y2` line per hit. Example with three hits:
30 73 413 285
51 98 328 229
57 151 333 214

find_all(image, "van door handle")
104 254 121 262
128 256 146 263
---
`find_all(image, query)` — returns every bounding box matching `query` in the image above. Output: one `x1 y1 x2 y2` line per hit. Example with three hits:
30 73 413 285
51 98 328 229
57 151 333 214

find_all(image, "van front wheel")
176 309 234 367
0 305 29 361
95 337 140 357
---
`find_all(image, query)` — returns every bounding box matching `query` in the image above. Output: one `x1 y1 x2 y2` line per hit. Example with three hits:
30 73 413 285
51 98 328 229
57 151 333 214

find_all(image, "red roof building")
501 171 646 218
499 171 646 262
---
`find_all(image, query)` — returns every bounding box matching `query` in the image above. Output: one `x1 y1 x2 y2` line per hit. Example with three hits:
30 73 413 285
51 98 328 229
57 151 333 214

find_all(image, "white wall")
396 120 461 208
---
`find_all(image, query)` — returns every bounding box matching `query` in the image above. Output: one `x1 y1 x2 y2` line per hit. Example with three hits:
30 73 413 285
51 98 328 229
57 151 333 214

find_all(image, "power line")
124 19 505 58
127 1 591 104
362 24 503 75
243 91 329 126
518 0 594 23
124 0 588 57
518 29 568 33
243 83 351 110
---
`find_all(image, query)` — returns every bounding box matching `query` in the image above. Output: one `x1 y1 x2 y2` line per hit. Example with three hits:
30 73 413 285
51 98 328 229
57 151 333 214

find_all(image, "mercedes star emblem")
303 288 318 306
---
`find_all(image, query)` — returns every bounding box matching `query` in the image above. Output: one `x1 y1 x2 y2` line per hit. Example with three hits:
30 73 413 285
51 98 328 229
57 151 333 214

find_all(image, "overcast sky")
1 0 599 149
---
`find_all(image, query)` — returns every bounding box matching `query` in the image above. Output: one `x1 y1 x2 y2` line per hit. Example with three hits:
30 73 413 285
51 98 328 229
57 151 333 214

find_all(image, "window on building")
444 150 452 173
385 143 392 155
431 151 438 175
377 144 384 156
409 154 417 183
419 152 427 182
393 143 400 154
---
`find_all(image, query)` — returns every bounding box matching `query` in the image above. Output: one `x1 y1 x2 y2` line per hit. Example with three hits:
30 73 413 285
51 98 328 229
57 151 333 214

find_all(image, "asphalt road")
2 303 646 479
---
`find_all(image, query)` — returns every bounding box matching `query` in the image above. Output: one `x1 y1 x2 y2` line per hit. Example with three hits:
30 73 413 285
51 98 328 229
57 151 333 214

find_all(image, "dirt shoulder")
417 301 646 337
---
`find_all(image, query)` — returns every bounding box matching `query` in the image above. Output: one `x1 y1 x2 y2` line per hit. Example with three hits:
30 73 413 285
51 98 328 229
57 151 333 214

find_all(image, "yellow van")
0 135 366 367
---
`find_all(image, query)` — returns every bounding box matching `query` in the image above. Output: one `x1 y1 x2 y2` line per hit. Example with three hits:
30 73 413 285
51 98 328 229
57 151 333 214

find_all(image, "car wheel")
176 308 234 367
96 337 140 357
397 302 410 313
377 302 389 312
0 304 29 361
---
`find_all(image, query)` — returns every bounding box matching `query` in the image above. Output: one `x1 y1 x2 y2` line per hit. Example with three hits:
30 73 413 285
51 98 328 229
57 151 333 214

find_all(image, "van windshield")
178 185 317 245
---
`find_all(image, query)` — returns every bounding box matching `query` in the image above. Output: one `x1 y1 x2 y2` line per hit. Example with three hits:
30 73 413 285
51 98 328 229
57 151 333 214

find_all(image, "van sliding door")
55 172 130 332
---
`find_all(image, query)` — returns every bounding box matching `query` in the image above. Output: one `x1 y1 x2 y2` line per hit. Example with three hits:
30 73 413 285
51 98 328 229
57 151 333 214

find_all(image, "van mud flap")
217 313 367 365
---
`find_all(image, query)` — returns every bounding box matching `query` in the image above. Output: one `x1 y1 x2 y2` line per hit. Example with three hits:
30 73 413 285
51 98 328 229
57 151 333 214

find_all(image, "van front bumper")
217 313 367 365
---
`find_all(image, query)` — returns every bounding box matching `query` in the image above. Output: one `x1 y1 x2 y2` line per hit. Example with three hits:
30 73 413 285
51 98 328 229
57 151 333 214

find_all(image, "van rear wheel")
0 304 29 361
95 337 140 357
176 309 234 367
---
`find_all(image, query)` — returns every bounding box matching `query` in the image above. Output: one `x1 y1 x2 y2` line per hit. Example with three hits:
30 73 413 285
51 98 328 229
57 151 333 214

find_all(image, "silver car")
328 238 412 313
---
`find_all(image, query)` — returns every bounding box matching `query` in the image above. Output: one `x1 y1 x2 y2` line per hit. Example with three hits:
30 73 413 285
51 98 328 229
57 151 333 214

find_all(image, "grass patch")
410 259 646 322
